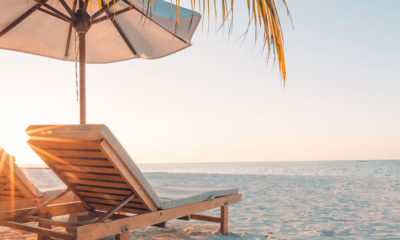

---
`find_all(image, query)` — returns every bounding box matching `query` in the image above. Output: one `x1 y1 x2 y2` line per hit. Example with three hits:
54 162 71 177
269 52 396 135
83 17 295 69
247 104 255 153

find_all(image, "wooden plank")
99 140 157 211
75 186 132 196
0 196 25 201
55 165 118 174
45 149 105 159
68 178 129 189
0 198 42 212
76 194 242 239
0 220 74 240
57 159 112 167
88 203 148 215
28 139 98 150
83 197 145 209
220 205 228 234
0 178 9 184
20 215 76 228
78 192 138 202
26 125 105 142
0 201 85 220
190 214 221 223
0 189 24 197
60 172 123 182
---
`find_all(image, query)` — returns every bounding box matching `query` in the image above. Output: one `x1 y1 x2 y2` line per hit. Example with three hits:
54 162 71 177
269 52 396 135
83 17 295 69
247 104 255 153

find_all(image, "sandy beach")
2 164 399 240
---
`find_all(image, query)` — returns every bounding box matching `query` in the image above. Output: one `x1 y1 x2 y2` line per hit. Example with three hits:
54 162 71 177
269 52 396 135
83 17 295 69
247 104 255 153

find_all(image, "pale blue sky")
0 0 399 165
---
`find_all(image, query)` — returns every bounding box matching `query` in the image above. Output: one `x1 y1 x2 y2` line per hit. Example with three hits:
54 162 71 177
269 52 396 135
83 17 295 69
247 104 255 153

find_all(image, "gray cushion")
154 185 238 209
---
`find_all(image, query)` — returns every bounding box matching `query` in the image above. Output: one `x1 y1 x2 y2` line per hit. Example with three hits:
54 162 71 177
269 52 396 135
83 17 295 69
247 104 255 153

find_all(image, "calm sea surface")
138 160 400 177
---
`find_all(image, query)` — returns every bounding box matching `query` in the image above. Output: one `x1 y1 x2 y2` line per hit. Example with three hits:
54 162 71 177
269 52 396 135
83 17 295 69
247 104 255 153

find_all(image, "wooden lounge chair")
0 146 77 212
10 124 242 240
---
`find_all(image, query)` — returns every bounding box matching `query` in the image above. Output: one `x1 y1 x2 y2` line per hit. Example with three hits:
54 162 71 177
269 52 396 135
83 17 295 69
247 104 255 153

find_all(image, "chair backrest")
0 146 41 200
26 125 161 214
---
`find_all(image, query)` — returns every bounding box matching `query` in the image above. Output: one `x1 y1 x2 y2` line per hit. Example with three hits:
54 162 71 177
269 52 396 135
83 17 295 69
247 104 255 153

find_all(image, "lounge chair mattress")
153 185 238 209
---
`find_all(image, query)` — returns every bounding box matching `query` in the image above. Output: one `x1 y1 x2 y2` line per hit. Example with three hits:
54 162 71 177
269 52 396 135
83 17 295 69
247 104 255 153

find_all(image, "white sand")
2 170 399 239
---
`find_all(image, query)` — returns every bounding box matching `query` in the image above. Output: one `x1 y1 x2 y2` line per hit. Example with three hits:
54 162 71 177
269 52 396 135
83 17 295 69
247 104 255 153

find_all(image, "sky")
0 0 399 165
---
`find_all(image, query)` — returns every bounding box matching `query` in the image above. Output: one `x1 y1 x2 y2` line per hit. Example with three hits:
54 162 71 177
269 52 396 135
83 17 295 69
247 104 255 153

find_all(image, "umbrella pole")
79 32 86 124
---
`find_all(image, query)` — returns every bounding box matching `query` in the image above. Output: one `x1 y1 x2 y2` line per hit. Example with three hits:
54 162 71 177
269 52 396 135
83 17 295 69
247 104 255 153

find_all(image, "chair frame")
0 194 240 240
0 125 242 239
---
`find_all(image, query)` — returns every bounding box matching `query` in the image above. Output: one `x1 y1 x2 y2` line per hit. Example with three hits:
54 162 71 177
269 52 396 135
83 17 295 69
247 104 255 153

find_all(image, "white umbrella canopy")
0 0 201 122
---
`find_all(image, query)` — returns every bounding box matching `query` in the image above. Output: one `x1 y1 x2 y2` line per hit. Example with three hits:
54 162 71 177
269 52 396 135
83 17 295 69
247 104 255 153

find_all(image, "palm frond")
172 0 290 82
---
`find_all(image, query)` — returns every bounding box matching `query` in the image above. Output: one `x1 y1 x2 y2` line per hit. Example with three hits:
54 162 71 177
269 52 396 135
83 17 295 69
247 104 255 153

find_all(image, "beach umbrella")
0 0 201 124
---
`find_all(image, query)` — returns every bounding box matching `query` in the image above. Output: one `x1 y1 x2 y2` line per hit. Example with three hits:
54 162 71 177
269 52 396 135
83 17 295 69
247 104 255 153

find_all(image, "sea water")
139 160 400 177
24 160 400 239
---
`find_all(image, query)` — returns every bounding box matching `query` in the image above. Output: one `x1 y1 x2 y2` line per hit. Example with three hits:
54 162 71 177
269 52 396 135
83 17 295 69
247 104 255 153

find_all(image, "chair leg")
220 205 228 235
115 232 130 240
38 215 52 240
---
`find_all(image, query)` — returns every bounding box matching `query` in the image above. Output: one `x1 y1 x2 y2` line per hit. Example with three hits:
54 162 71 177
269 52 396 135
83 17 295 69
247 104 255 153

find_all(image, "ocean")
23 160 400 240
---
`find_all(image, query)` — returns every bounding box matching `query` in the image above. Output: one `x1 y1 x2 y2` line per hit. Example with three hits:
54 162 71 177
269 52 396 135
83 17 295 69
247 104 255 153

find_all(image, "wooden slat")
28 139 99 150
0 192 25 198
88 203 148 215
68 179 129 189
76 194 242 239
55 165 118 174
0 201 85 221
0 196 25 201
78 192 138 202
0 191 23 197
0 177 9 183
0 220 74 240
60 172 123 182
0 189 23 195
74 186 132 195
58 159 112 167
83 197 145 209
45 149 105 159
20 215 76 228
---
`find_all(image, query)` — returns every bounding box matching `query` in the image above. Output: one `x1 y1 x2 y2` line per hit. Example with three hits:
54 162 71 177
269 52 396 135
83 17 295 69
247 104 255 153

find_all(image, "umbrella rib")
91 7 131 25
83 0 89 11
58 0 76 19
38 8 72 23
120 0 187 44
104 8 137 56
64 0 78 57
0 2 47 38
33 0 72 23
91 0 120 20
